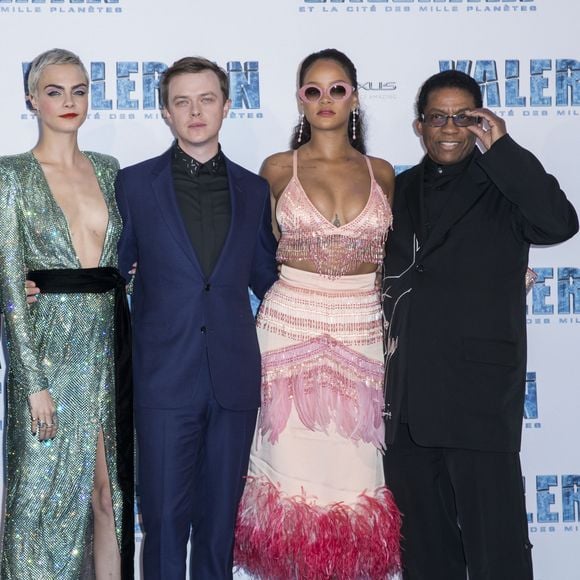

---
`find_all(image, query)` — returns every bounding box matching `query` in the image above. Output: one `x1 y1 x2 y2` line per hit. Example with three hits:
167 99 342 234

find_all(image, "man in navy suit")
115 57 277 579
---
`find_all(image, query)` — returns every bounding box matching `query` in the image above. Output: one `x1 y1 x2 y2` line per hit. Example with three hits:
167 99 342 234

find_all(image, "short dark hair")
416 69 483 119
290 48 366 154
160 56 229 108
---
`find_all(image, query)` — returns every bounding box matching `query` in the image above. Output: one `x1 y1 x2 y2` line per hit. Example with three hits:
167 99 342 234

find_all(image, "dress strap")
293 149 298 179
364 156 375 182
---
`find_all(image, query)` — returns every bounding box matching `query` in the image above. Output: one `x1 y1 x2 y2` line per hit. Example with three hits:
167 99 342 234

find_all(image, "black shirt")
400 149 476 424
422 150 475 240
172 143 231 278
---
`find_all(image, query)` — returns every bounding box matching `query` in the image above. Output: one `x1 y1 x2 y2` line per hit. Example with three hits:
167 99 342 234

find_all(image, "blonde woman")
0 48 132 579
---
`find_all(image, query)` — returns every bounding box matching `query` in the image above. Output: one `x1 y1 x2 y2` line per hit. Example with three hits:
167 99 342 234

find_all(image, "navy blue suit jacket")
115 148 277 411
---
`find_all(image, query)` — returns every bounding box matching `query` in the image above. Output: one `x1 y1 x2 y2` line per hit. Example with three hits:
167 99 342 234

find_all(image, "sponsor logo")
524 371 540 429
439 60 579 118
358 80 397 101
0 0 123 15
227 61 261 119
394 165 412 175
20 60 263 121
527 267 580 325
299 0 538 15
135 485 143 535
526 475 580 533
249 290 260 317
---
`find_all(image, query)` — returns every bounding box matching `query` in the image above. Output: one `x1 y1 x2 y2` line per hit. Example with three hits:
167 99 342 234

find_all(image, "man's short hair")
160 56 229 108
416 70 483 118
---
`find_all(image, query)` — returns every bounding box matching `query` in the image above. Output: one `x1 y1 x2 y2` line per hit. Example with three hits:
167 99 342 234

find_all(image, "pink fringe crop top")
275 150 393 278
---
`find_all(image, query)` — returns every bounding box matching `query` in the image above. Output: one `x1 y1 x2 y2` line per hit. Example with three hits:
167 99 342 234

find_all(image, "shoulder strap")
364 155 375 181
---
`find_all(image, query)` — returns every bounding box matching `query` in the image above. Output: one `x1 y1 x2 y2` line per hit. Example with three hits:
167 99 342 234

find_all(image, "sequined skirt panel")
1 292 123 579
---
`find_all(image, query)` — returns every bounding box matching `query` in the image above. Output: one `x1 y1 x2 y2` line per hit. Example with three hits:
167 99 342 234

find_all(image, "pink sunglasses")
297 82 355 103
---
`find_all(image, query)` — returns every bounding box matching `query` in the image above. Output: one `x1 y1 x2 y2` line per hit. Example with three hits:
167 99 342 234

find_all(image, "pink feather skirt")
235 265 401 579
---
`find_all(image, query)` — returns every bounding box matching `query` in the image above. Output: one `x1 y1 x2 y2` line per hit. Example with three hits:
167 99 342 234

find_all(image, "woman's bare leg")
93 429 121 579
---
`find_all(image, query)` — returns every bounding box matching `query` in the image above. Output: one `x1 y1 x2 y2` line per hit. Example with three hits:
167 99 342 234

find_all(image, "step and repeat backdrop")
0 1 578 578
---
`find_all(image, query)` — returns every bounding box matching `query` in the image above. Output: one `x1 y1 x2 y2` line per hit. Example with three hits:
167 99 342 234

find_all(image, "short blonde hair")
27 48 88 96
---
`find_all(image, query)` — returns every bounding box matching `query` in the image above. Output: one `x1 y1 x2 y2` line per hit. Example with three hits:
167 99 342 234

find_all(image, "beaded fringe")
277 233 386 279
275 172 392 279
259 335 385 448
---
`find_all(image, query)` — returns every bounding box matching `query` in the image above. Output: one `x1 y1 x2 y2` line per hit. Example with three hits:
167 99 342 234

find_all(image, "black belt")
29 266 134 577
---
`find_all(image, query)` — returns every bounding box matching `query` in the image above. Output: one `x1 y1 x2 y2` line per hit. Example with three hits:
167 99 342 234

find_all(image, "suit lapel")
209 157 239 279
418 149 488 259
150 149 203 272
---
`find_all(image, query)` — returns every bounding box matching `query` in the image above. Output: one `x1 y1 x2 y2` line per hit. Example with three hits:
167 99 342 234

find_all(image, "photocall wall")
0 1 578 578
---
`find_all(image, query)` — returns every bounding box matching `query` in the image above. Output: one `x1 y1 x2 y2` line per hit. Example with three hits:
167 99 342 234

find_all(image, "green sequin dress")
0 151 126 578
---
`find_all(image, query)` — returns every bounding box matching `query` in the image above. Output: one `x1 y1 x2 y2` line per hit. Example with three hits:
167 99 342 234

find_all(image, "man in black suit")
382 70 578 580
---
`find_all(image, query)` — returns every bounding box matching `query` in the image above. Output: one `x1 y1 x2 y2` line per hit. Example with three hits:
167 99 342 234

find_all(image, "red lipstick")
59 113 79 119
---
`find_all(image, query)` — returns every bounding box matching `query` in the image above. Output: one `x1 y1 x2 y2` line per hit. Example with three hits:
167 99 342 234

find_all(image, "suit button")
415 264 425 273
200 326 207 333
205 284 211 291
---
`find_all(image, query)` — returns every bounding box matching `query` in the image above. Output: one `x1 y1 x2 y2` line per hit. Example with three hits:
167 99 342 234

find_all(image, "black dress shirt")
422 150 475 240
172 143 231 278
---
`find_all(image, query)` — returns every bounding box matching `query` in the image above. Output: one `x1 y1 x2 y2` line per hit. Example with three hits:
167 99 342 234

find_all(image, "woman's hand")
25 279 40 304
28 389 58 441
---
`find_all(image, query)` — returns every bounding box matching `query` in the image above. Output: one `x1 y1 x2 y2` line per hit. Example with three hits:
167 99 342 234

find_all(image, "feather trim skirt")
235 266 401 579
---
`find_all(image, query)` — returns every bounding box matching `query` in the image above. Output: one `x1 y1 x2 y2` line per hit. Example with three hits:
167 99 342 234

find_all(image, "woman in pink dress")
235 49 401 579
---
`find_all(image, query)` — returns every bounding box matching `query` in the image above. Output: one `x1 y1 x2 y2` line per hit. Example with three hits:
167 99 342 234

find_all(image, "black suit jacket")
382 135 578 452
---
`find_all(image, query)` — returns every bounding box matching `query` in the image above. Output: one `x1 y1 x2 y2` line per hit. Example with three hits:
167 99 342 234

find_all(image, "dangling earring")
298 113 304 143
351 108 358 141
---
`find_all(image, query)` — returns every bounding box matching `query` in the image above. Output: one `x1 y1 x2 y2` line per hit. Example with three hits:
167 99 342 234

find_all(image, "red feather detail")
235 477 401 579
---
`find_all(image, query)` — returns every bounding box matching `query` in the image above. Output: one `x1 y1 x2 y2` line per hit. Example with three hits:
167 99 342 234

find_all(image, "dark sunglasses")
420 112 481 128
